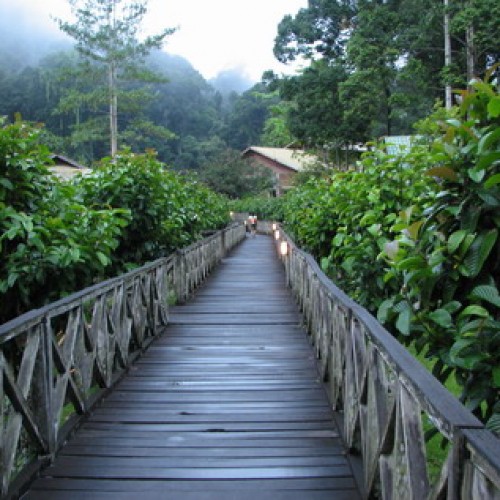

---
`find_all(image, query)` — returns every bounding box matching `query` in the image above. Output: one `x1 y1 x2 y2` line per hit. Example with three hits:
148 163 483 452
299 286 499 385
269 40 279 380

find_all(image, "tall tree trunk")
109 62 118 157
466 24 475 87
109 0 118 157
444 0 452 109
385 86 392 136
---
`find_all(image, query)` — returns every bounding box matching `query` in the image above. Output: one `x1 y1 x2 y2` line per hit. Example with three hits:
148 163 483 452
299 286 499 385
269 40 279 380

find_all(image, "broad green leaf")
7 272 18 288
97 251 110 266
449 338 475 361
478 229 498 268
377 298 394 324
484 173 500 189
320 257 330 273
0 178 14 190
447 230 467 254
449 339 482 370
456 354 483 370
476 152 500 172
487 96 500 118
397 256 425 271
424 166 458 182
486 414 500 434
459 305 490 318
478 192 500 207
462 229 498 277
469 285 500 307
443 301 461 314
367 224 381 237
478 128 500 154
428 309 453 328
396 308 411 336
332 234 344 247
458 319 484 335
468 168 485 183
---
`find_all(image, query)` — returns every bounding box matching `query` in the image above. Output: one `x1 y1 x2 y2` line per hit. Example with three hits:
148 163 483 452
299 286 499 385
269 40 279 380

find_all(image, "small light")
230 211 234 217
272 223 277 231
274 230 280 240
280 241 288 256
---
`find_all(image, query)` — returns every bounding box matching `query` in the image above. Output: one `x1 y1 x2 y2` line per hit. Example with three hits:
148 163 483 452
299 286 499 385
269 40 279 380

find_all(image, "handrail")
275 227 500 499
0 222 246 498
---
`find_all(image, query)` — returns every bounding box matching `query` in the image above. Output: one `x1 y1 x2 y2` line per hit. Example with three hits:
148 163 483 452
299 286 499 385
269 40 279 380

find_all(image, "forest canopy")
0 0 498 176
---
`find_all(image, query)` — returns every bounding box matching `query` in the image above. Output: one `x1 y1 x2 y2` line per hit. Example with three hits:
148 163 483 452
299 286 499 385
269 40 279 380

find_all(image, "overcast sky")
6 0 308 82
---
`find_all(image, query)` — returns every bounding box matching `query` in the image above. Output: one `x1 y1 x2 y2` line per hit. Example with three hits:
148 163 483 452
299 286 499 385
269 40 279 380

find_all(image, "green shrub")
0 123 230 324
379 75 500 425
282 144 432 310
74 150 230 269
0 119 128 322
279 73 500 427
229 195 286 221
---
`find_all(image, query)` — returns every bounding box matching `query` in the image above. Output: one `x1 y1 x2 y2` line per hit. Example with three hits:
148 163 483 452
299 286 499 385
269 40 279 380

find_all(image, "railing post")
175 250 188 304
448 433 466 499
33 317 56 458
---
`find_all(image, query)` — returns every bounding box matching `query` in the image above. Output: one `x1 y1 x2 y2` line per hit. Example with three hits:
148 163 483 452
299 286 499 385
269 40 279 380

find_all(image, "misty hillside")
0 2 253 94
0 33 274 169
210 69 254 97
0 3 72 70
0 1 277 169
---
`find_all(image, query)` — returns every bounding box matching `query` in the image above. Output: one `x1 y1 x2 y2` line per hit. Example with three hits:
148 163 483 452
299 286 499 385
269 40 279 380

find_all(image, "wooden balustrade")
275 228 500 499
0 222 246 498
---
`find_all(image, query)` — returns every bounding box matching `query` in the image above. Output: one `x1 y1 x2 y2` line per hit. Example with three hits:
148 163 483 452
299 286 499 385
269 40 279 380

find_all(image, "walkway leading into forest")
22 235 361 500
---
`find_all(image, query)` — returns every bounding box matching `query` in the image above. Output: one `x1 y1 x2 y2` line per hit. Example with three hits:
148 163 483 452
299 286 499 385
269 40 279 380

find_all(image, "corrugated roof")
242 147 318 172
50 154 88 170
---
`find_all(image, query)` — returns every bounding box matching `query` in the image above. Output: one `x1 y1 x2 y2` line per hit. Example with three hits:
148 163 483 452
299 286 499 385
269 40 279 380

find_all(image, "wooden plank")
23 236 360 498
41 465 352 480
63 435 342 448
59 445 346 458
24 488 360 500
46 454 350 469
25 477 358 492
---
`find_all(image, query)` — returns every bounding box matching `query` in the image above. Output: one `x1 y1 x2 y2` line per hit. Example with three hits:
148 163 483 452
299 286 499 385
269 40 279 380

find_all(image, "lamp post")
280 241 288 256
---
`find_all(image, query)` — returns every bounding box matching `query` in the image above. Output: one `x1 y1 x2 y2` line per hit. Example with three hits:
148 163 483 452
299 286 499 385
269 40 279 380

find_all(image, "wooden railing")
275 228 500 499
0 222 246 498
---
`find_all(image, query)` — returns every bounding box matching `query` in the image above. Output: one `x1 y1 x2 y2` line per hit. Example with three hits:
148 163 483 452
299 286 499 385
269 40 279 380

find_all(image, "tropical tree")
56 0 175 156
199 149 274 199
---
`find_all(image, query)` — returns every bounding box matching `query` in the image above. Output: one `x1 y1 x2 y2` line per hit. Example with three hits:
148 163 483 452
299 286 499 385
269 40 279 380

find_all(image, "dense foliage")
272 0 500 154
0 119 229 324
380 76 500 429
281 78 500 429
0 47 277 169
199 149 274 199
0 118 128 322
229 195 285 222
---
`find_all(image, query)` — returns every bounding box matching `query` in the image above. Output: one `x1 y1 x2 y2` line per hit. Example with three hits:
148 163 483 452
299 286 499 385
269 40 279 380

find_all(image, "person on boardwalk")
248 213 257 237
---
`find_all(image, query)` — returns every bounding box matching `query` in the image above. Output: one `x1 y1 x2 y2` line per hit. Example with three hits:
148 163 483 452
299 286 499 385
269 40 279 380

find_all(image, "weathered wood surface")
21 235 360 499
277 228 500 500
0 223 246 499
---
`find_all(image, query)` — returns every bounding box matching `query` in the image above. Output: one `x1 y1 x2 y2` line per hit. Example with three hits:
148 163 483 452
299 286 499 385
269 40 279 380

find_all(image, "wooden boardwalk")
23 235 361 499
